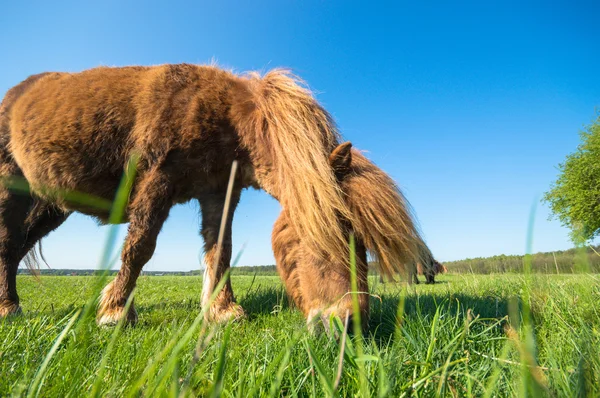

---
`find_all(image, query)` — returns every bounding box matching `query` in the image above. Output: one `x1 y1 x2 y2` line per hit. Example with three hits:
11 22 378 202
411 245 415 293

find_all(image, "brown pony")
0 64 424 326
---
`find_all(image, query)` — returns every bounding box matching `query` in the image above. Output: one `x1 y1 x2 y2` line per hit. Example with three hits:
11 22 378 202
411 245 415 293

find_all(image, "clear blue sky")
1 1 598 271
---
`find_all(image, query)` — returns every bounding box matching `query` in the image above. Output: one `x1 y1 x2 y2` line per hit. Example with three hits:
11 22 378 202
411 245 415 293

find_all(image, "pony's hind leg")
0 188 32 317
0 189 68 317
198 190 245 323
97 168 173 326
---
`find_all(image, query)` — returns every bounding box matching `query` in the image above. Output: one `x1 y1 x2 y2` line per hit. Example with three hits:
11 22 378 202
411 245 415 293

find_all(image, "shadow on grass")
137 299 201 313
236 284 511 345
369 293 511 345
238 285 293 320
133 285 291 324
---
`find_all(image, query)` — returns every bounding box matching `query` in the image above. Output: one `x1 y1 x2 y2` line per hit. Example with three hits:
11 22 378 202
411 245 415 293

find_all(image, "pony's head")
273 141 425 332
435 260 447 274
422 259 446 284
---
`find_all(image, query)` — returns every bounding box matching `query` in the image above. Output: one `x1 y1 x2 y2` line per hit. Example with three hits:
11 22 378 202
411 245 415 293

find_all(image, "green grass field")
1 273 598 397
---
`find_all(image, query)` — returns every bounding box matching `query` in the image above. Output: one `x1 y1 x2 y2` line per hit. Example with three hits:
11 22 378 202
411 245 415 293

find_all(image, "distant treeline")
16 246 600 276
443 245 600 274
229 265 278 275
16 269 187 276
16 266 279 276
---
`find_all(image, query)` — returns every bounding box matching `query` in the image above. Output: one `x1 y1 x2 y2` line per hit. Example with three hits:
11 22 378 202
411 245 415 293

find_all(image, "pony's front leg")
97 169 173 326
305 241 371 334
306 262 371 335
199 191 245 323
272 212 370 333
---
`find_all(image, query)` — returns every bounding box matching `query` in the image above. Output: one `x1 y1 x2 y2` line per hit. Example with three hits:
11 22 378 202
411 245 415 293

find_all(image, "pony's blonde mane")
233 69 353 265
233 69 426 278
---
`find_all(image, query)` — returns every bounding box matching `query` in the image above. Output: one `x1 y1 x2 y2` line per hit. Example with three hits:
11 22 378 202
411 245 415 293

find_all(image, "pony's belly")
10 136 122 214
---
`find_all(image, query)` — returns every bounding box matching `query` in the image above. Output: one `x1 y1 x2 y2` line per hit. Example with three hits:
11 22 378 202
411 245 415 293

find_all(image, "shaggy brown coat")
0 64 425 326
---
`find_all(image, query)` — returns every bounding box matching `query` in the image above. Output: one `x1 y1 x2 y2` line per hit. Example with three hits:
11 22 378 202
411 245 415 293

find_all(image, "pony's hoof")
307 307 360 339
0 301 22 318
307 308 327 335
307 308 343 338
207 303 246 323
97 281 137 326
97 306 138 327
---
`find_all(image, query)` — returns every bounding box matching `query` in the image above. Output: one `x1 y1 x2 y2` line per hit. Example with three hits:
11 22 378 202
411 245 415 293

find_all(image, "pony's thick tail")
22 241 48 278
233 69 353 264
343 150 426 279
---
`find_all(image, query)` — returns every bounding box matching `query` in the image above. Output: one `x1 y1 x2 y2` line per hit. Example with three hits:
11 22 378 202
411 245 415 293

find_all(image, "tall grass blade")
127 268 232 396
304 340 334 397
349 234 369 397
27 308 81 398
208 323 232 398
267 341 293 398
89 291 136 397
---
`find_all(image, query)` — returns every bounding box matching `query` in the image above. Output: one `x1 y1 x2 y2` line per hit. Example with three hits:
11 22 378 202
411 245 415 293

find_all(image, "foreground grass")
1 273 599 397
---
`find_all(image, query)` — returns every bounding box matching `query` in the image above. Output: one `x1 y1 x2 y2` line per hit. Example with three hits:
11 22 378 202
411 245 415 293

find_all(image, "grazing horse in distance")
377 240 445 285
0 64 425 328
412 241 443 284
416 257 447 284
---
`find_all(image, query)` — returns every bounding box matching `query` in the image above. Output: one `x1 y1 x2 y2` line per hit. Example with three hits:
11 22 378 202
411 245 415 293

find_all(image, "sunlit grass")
0 273 598 396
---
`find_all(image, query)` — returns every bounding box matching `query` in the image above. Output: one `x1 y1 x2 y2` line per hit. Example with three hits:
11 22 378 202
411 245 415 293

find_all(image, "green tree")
543 111 600 242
